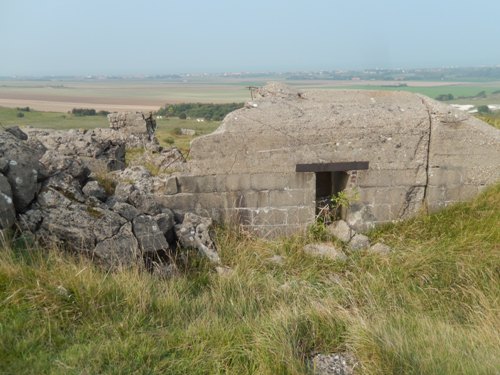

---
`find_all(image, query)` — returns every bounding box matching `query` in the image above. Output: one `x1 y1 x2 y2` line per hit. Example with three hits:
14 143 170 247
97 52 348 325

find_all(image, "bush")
72 108 97 116
163 137 175 145
435 94 454 101
179 113 187 120
477 105 491 114
16 112 24 118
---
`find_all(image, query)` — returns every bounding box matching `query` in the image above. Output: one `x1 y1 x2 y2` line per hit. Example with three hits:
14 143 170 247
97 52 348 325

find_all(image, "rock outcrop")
0 116 218 270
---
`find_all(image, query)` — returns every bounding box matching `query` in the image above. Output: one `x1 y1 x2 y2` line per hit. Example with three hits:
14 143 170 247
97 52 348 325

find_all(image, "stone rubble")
0 114 219 270
310 352 357 375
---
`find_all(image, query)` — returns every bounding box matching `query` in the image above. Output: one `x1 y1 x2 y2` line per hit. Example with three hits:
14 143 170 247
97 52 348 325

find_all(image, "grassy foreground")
1 186 499 374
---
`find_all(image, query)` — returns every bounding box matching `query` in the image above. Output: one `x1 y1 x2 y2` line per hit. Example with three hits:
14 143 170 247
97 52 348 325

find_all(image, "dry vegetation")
1 184 498 374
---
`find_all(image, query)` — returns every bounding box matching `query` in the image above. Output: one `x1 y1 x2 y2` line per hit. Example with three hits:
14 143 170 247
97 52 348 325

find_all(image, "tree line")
156 103 244 121
71 108 110 116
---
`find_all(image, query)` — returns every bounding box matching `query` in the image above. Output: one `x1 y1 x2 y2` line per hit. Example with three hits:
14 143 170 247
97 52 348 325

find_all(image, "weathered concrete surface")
173 84 500 234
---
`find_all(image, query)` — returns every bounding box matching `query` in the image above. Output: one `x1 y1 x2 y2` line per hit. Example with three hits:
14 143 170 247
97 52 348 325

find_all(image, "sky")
1 0 500 76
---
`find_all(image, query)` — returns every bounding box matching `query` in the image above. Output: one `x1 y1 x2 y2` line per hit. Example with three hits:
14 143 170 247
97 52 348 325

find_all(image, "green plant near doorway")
316 188 360 224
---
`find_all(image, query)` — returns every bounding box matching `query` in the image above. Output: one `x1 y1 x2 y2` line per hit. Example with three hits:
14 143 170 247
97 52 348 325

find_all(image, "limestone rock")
215 266 234 277
154 209 175 242
44 173 86 203
303 243 347 261
0 130 43 212
107 200 140 221
40 151 89 182
348 233 370 251
5 126 28 140
327 220 354 242
0 157 8 174
175 213 220 264
268 255 285 265
0 174 16 229
82 181 107 202
132 214 169 254
129 191 163 215
93 223 140 267
311 352 356 375
368 242 392 255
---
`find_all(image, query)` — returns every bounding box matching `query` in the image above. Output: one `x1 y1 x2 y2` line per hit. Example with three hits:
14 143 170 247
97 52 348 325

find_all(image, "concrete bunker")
160 83 500 237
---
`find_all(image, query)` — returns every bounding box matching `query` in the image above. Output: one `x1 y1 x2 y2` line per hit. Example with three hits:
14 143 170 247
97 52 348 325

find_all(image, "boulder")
5 126 28 140
154 209 175 242
303 243 347 261
0 130 44 212
132 214 169 254
39 151 89 182
348 233 370 251
0 174 16 229
311 352 356 375
93 223 140 267
82 181 107 202
327 220 354 242
175 213 220 264
368 242 392 255
107 200 140 221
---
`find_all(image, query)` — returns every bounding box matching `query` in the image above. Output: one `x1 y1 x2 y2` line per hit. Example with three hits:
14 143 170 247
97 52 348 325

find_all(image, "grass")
0 106 108 129
1 184 499 374
477 113 500 129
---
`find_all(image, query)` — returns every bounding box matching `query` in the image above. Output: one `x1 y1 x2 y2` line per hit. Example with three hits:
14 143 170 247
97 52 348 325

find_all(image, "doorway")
315 171 349 220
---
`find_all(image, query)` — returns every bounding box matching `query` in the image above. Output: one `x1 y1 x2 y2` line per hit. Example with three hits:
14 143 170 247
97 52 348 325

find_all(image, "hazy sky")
1 0 499 75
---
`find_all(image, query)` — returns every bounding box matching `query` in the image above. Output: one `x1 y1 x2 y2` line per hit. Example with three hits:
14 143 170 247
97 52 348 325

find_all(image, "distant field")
2 78 500 113
328 84 500 104
0 107 108 129
0 106 220 151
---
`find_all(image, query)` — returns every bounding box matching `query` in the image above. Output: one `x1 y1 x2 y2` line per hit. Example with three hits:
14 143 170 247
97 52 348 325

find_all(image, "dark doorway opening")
315 171 349 220
296 161 369 222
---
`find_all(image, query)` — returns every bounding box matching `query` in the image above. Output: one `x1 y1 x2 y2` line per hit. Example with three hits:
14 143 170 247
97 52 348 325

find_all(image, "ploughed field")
2 78 500 113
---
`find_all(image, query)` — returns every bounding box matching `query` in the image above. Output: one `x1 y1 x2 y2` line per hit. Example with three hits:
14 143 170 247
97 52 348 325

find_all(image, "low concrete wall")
158 172 316 237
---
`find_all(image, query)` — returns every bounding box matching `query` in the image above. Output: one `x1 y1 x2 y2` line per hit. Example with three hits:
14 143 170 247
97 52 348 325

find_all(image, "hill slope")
1 184 499 374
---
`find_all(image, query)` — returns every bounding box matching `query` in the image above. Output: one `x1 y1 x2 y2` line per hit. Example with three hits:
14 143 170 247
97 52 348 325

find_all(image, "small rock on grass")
311 352 357 375
368 242 392 255
267 255 285 265
216 266 234 277
327 220 354 243
303 243 347 261
348 233 370 251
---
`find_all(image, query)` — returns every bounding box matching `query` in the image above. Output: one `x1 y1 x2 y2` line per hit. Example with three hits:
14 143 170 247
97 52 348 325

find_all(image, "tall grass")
1 185 499 374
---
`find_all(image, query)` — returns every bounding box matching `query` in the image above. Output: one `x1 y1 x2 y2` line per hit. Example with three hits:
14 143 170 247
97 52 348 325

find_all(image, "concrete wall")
158 88 500 236
158 172 316 237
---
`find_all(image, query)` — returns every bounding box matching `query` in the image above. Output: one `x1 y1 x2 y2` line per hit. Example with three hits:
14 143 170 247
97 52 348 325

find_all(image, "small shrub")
163 137 175 145
477 105 491 114
179 113 187 120
94 174 117 196
16 112 24 118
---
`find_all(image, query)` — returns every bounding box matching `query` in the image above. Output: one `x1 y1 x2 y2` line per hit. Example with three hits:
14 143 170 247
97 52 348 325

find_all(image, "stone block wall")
158 172 316 237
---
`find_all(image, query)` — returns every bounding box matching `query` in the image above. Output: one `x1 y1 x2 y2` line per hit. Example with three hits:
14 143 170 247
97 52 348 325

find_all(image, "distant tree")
16 112 24 118
477 105 491 114
72 108 97 116
435 94 454 101
179 113 187 120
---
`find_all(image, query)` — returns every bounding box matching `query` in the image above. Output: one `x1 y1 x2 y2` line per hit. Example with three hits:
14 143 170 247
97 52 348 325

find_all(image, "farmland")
2 77 500 114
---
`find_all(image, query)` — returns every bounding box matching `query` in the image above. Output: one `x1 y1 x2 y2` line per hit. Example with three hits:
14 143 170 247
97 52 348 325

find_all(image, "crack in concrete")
420 98 434 208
